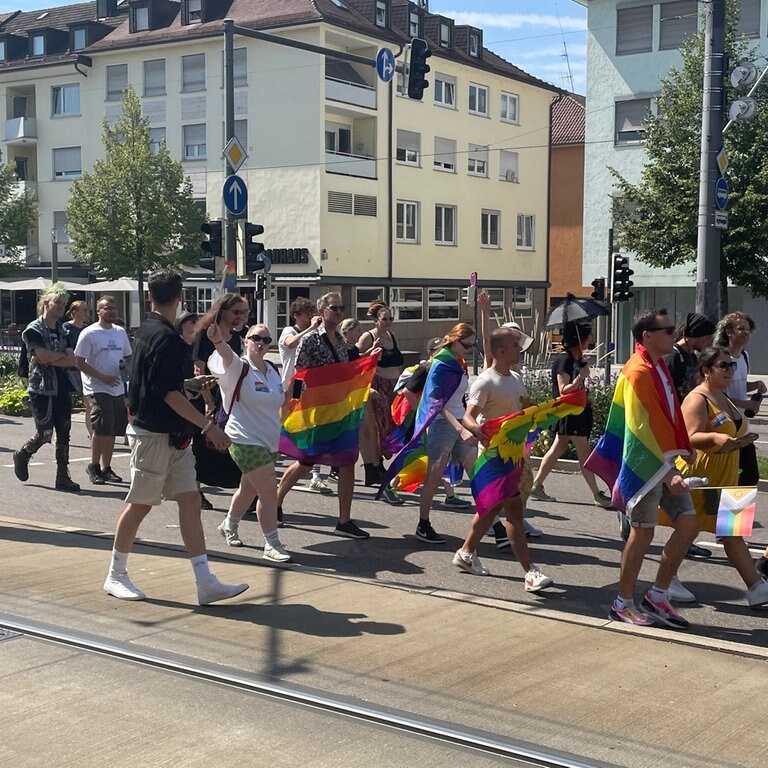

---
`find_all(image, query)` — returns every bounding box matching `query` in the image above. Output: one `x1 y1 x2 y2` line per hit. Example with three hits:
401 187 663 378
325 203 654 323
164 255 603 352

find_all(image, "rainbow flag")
715 487 757 537
471 392 587 516
394 439 429 492
585 345 692 512
279 354 378 466
221 259 237 291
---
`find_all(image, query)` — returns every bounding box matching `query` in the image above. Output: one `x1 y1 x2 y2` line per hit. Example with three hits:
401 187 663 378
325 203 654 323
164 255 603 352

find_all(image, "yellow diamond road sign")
223 136 247 174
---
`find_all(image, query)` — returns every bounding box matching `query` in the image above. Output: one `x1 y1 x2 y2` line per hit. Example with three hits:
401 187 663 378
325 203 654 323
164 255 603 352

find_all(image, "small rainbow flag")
715 487 757 537
221 259 237 291
279 353 378 466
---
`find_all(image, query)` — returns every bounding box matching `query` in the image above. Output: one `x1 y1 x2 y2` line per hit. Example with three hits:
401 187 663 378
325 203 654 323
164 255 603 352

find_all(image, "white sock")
264 530 280 548
224 511 239 529
312 465 321 481
110 549 129 574
190 554 212 583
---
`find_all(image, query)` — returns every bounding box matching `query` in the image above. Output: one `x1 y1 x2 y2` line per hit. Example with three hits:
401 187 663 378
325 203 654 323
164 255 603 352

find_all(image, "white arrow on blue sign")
223 174 248 217
376 47 396 83
715 177 729 211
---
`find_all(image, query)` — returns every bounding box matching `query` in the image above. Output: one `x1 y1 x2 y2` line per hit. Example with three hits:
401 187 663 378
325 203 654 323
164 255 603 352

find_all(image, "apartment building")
0 0 559 346
576 0 768 366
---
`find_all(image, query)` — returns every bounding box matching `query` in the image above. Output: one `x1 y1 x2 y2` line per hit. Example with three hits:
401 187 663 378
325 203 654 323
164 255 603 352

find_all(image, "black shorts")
738 442 759 486
554 405 593 437
88 393 128 437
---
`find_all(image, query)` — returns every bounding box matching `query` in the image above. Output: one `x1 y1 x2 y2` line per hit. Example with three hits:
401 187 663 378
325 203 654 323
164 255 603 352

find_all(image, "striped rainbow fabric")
279 353 378 466
471 392 587 517
221 259 237 291
715 487 757 537
584 345 692 512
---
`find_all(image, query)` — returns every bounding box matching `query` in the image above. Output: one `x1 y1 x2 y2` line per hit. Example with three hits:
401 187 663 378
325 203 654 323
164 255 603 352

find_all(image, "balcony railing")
325 77 376 110
4 116 37 143
11 180 37 200
325 151 376 179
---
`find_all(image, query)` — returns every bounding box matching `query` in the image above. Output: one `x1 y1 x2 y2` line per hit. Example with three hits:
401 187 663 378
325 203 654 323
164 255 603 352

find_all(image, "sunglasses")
326 305 345 312
648 326 675 335
713 361 738 371
458 339 475 350
247 334 272 345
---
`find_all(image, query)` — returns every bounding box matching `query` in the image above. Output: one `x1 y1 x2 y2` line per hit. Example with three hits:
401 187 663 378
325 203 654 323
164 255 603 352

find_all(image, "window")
468 144 488 176
185 0 202 24
53 211 71 244
396 129 420 165
149 127 166 154
435 205 456 245
409 10 420 37
469 83 488 116
616 5 653 55
483 288 506 319
356 287 384 320
234 119 247 148
510 286 533 318
500 150 519 182
390 287 423 321
325 123 351 154
182 53 205 92
615 99 650 144
183 124 206 159
434 74 456 107
659 1 698 50
396 200 419 243
428 288 459 321
234 47 247 86
439 22 451 47
375 0 387 27
481 210 500 247
433 137 456 172
143 59 165 96
106 64 128 101
500 91 519 123
469 31 480 57
53 147 82 179
516 214 535 250
31 34 45 57
72 27 87 51
0 41 5 61
132 4 149 31
737 0 760 37
52 84 80 116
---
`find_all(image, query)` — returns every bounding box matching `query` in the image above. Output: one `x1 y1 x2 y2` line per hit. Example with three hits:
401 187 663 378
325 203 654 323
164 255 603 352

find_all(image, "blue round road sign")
715 177 729 211
223 174 248 217
376 48 396 83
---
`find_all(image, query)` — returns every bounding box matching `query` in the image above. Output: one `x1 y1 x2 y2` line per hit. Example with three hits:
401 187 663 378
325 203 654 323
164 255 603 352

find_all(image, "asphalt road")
2 412 767 653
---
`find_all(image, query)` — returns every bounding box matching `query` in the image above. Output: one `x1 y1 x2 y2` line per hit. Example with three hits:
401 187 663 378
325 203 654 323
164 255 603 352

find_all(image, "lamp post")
50 228 59 283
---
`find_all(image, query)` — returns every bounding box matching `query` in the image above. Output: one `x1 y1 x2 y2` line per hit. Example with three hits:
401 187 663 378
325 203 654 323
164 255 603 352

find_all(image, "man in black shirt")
103 269 249 606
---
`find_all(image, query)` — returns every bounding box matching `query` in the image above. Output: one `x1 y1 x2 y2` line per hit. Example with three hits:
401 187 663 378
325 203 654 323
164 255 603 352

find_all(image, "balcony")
325 77 376 110
11 180 37 200
325 151 376 179
4 117 37 144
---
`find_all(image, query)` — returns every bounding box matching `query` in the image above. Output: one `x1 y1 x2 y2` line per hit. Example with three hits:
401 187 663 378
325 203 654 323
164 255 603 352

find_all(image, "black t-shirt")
26 324 72 392
193 329 243 373
129 313 189 434
405 363 429 394
663 343 697 403
551 352 585 398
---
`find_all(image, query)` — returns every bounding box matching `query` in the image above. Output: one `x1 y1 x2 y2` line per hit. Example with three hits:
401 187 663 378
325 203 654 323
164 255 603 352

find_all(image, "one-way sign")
223 174 248 217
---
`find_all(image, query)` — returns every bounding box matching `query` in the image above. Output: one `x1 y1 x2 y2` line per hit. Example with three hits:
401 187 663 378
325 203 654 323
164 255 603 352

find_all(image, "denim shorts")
426 416 476 465
631 481 695 528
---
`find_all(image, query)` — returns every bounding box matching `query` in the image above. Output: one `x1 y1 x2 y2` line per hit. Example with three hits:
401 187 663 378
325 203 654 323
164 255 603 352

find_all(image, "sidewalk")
0 514 765 768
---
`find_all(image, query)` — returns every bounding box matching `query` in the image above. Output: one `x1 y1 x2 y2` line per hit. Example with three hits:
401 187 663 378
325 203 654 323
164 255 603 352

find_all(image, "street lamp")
50 228 58 283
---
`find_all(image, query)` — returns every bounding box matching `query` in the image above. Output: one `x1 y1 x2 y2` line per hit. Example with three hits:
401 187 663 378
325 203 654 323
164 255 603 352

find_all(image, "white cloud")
440 12 586 32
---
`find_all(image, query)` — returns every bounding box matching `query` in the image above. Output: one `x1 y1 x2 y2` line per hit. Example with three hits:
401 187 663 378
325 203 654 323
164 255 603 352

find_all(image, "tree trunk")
137 270 145 323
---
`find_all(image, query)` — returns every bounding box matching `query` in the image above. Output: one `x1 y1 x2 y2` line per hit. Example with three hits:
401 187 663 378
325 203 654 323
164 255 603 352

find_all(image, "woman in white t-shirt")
207 321 291 562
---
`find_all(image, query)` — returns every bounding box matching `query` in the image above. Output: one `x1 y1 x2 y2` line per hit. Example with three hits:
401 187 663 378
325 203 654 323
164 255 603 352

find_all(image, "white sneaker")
523 519 543 538
218 520 243 547
452 549 491 576
668 575 696 603
263 541 292 563
747 578 768 608
524 565 553 592
103 571 146 601
309 478 333 494
197 576 249 606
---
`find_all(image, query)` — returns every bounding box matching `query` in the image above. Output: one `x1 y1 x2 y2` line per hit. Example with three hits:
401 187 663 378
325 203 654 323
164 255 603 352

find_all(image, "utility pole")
695 0 726 320
223 19 237 278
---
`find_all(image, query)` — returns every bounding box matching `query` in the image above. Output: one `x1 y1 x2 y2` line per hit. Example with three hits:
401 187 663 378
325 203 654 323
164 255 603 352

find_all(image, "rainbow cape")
221 259 237 291
279 353 378 466
378 346 464 496
715 487 757 537
584 344 692 512
471 391 587 516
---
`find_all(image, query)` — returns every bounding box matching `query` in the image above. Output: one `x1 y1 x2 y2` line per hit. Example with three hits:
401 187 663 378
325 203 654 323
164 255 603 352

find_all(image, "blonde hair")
38 283 70 315
340 318 360 335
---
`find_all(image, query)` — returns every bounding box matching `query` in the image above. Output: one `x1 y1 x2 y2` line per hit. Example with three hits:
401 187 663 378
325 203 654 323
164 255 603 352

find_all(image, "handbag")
205 360 249 452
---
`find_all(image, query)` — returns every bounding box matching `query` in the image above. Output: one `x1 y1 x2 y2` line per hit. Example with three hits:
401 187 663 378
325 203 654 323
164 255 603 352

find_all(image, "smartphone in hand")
292 379 303 400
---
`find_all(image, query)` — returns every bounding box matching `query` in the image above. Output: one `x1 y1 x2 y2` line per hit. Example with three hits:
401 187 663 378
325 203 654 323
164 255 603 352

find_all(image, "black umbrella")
544 293 609 329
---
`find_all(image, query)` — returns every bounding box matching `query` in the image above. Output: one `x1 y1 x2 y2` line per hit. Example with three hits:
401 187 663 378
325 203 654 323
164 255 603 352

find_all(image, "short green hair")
38 283 70 315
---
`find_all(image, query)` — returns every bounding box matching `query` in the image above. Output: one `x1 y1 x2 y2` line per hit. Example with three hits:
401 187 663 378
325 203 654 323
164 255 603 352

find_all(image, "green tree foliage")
0 149 37 276
66 86 203 280
611 7 768 300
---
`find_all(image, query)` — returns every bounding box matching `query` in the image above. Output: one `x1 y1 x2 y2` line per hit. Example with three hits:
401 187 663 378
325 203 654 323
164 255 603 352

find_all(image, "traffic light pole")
604 229 614 385
223 20 237 281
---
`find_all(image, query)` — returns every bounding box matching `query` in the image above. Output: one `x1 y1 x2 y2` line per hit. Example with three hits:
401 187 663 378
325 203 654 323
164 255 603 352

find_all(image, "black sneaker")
277 505 284 528
756 556 768 579
328 469 340 482
86 463 106 485
55 475 81 493
415 520 445 545
199 492 214 510
492 520 511 550
685 543 712 560
13 450 30 482
101 466 123 483
364 464 387 487
334 520 370 539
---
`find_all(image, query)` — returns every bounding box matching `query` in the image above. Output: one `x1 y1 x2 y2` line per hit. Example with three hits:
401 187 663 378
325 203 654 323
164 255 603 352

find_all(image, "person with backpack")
13 284 81 493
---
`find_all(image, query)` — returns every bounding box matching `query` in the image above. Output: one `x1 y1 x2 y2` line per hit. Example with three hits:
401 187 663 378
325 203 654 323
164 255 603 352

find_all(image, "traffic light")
243 222 268 274
590 277 606 301
407 38 431 100
462 285 477 305
199 220 223 271
611 254 634 302
255 272 273 300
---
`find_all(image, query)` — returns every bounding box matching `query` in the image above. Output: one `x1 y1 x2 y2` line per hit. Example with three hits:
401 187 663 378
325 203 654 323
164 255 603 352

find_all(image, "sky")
0 0 589 93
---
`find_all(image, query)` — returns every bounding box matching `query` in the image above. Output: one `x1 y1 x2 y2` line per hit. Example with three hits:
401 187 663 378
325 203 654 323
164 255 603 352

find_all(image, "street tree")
66 86 203 302
0 149 37 277
611 11 768 312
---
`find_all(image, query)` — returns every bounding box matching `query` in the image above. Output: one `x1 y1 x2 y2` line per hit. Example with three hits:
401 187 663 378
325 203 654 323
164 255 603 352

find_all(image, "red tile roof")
551 92 585 145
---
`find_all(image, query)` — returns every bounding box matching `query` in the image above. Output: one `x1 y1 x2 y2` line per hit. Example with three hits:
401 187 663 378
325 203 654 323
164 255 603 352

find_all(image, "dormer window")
31 33 45 57
375 0 388 27
72 27 87 50
409 10 420 37
439 22 451 47
469 31 480 57
184 0 202 25
132 4 149 32
0 41 5 62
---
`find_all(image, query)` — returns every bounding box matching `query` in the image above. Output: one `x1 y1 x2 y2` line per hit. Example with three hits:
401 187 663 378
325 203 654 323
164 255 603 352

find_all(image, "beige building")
0 0 559 349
